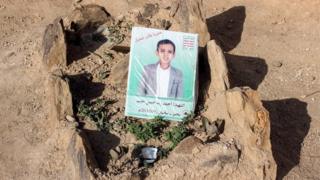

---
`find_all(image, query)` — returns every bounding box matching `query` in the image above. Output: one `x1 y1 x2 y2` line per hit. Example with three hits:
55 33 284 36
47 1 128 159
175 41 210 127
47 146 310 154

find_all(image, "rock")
66 115 76 122
136 12 152 27
47 71 74 123
272 61 282 67
206 40 230 94
203 86 277 179
42 69 98 179
149 141 239 179
142 3 159 18
42 18 67 71
173 136 203 154
109 149 120 160
202 118 219 137
169 0 210 47
109 54 129 86
66 4 113 32
38 129 98 180
203 43 276 176
77 0 129 17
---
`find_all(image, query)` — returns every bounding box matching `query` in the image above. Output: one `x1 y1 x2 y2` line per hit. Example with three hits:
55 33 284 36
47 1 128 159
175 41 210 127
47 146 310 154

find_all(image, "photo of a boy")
138 39 183 98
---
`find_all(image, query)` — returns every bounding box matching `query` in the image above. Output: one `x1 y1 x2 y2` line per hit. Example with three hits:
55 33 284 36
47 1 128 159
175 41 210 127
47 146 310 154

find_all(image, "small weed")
98 69 110 80
164 124 189 149
113 118 128 131
127 117 168 142
77 98 115 132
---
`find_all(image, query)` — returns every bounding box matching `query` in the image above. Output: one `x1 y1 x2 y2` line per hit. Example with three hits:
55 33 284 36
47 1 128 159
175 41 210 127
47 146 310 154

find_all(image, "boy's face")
156 44 175 67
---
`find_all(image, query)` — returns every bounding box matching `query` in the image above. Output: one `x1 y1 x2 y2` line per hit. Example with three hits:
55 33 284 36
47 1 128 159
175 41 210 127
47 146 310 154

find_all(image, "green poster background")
127 28 198 100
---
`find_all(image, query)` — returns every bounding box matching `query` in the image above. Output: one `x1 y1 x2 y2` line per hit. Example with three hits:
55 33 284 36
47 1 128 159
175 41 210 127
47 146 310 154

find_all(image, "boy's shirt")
156 63 170 97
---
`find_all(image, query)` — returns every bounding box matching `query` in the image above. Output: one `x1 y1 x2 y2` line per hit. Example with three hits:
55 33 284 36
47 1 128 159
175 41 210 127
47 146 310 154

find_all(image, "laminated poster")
125 27 198 121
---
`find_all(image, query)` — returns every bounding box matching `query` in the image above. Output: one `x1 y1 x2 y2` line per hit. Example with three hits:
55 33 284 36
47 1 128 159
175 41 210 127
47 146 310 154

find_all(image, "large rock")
75 0 129 17
169 0 210 47
108 54 129 86
206 40 230 95
42 70 98 179
149 137 240 179
47 70 73 123
65 4 113 32
203 40 276 179
38 127 98 180
42 18 67 71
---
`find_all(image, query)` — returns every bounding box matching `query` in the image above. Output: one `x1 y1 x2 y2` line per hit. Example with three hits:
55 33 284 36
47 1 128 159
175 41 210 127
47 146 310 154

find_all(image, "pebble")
97 58 104 65
109 149 119 160
66 115 75 122
272 61 283 67
115 146 121 153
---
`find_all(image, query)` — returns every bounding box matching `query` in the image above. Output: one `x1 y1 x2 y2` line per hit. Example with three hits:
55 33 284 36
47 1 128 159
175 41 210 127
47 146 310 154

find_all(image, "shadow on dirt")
225 53 268 90
65 25 108 64
67 73 105 102
206 6 246 52
84 130 120 170
263 99 311 180
63 5 113 64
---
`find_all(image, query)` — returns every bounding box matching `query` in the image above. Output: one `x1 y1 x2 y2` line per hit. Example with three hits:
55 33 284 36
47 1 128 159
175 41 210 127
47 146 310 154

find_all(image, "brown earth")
0 0 319 179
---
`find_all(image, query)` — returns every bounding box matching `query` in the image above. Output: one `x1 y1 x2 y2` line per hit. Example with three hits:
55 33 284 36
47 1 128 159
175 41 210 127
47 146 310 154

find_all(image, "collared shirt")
156 64 170 97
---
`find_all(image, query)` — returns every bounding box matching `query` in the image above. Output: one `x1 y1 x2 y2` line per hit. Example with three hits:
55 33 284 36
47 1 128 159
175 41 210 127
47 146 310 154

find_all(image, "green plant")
127 117 168 142
77 99 115 132
114 118 127 130
164 124 189 149
98 69 110 80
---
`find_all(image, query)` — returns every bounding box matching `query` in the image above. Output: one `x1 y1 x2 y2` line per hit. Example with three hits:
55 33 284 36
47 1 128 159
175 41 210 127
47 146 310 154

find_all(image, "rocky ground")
0 0 319 179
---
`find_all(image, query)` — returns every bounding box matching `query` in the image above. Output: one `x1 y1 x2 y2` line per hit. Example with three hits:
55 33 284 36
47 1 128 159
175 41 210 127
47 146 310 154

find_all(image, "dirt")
0 0 320 179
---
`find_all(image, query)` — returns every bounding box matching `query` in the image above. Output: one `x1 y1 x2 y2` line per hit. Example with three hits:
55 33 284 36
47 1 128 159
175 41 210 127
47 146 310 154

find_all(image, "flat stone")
206 40 230 94
109 54 129 86
109 149 120 160
66 115 76 122
272 61 283 67
42 18 67 71
173 136 203 154
169 0 210 47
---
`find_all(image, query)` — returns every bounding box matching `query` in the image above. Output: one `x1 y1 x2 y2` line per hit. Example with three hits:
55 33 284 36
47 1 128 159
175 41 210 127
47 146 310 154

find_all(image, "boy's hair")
157 39 176 53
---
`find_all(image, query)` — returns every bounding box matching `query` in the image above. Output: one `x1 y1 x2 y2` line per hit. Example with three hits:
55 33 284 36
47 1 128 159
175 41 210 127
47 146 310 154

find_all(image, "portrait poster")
125 27 198 121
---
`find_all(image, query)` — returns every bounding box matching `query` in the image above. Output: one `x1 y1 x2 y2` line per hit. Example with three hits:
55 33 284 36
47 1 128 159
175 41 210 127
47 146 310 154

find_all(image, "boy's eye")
160 49 165 53
168 50 173 54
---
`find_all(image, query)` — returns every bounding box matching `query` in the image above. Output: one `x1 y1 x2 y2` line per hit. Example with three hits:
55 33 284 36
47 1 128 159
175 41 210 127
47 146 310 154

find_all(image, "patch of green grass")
164 124 189 149
127 117 168 142
77 98 115 132
114 118 127 130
